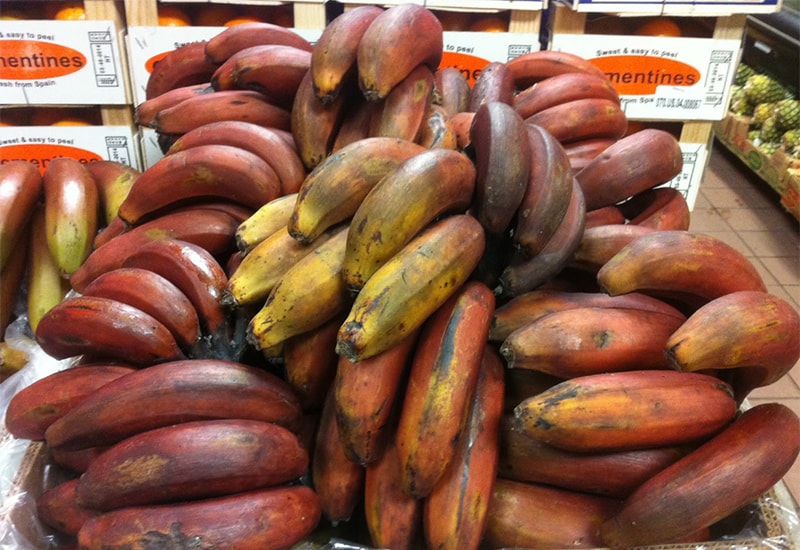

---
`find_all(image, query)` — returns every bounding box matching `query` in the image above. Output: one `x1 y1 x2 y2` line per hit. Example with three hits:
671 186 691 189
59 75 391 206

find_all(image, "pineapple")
759 117 782 142
734 63 756 86
743 74 791 105
729 85 754 115
782 129 800 150
752 102 775 126
758 141 781 155
774 99 800 131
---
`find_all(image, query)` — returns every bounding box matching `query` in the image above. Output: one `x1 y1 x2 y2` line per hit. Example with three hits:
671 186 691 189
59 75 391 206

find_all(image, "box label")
0 126 139 171
0 21 127 105
442 32 540 85
550 34 739 120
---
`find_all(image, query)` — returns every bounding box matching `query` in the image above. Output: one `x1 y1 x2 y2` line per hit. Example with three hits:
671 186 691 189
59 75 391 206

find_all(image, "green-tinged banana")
121 238 229 340
152 89 292 136
484 478 621 549
134 82 214 128
224 225 340 308
500 306 686 377
44 358 303 451
600 403 800 548
37 478 101 537
525 97 628 145
312 387 366 524
35 295 185 366
576 129 683 211
423 346 505 550
76 419 308 511
282 314 344 412
395 281 495 499
469 101 531 234
666 290 800 402
247 226 350 351
77 485 321 550
117 144 281 225
167 122 306 197
468 61 515 112
513 71 621 120
514 123 574 259
336 214 485 363
498 415 685 498
513 370 737 453
81 267 202 351
0 160 41 271
70 207 238 294
289 136 426 244
235 193 298 255
43 157 99 277
506 50 608 90
85 161 140 225
619 186 691 231
334 330 419 465
311 5 385 104
342 148 475 291
369 63 435 142
0 227 27 338
498 179 586 298
364 434 423 550
204 21 314 65
434 67 471 117
357 4 444 101
211 44 312 108
26 206 71 333
145 41 217 100
291 68 350 170
490 288 685 342
569 223 656 273
596 230 768 308
5 363 135 441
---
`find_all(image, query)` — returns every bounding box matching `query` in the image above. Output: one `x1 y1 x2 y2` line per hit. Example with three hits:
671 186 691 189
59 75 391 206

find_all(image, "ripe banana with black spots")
395 281 495 499
235 193 298 255
0 160 41 271
246 226 350 352
513 370 737 453
311 5 385 104
43 157 99 277
469 101 531 234
356 3 444 101
336 214 485 363
597 230 768 309
204 21 314 65
35 295 185 366
341 148 476 291
44 358 303 451
117 144 281 225
289 136 426 244
666 290 800 402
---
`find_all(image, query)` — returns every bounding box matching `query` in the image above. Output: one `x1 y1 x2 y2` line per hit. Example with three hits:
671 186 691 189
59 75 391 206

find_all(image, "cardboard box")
556 0 781 15
548 33 741 121
0 125 141 171
0 20 129 106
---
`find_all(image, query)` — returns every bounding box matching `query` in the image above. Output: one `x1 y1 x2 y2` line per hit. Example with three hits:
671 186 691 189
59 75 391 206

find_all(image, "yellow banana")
235 193 297 256
27 206 71 333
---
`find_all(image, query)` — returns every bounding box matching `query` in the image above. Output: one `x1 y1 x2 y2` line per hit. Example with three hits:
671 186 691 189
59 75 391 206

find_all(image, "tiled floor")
690 139 800 506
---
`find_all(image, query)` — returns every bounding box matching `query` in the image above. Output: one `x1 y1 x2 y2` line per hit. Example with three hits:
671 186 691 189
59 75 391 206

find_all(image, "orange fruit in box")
158 5 192 26
585 15 630 35
434 10 474 31
468 14 508 32
45 2 87 20
30 108 94 126
194 4 240 26
635 17 682 37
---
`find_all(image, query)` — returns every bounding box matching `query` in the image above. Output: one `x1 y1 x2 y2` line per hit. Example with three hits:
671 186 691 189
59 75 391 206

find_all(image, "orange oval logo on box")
145 51 170 74
590 56 700 95
0 40 86 80
0 144 102 173
439 51 491 87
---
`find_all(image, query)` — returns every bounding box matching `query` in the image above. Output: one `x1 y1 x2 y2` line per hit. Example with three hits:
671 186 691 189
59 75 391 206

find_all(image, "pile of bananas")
2 5 799 550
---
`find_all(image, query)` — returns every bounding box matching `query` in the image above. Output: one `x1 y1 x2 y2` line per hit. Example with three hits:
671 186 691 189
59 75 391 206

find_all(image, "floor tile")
760 256 800 286
688 206 733 232
737 230 800 258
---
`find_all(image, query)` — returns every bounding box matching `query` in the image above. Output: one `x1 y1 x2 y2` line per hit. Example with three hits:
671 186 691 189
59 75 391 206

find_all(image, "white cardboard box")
0 20 128 106
557 0 781 14
0 125 140 171
549 33 740 121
